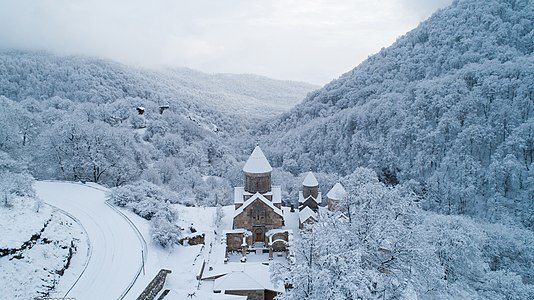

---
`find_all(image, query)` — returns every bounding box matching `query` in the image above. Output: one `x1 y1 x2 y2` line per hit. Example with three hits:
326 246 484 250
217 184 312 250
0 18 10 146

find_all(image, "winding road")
35 181 145 300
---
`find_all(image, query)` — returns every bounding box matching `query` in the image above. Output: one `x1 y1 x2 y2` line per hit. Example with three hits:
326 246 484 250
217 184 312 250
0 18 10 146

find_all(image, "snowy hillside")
0 51 316 124
161 68 317 119
0 51 315 194
254 0 534 228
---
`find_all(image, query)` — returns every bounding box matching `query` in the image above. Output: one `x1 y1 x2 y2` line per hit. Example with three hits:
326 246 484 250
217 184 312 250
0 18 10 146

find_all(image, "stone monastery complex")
225 145 348 260
201 145 349 300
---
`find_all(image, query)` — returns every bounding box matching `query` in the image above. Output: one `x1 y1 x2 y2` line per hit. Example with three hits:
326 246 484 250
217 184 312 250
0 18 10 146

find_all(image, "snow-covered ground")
123 205 234 298
34 181 145 300
10 181 299 299
0 195 86 299
125 204 300 298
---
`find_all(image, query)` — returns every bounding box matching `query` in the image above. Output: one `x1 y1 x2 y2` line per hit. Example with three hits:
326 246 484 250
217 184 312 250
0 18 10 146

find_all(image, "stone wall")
328 198 339 211
234 199 283 232
303 185 318 199
178 233 205 246
137 269 172 300
226 232 245 252
301 198 318 211
244 172 271 194
226 289 264 300
270 231 289 251
271 232 288 242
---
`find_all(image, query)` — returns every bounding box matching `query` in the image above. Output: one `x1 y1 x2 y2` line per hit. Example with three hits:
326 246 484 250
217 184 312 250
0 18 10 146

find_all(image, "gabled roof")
243 145 272 174
298 191 322 204
234 187 246 204
235 186 281 204
234 193 283 218
302 171 319 187
212 264 284 293
166 289 247 300
299 206 317 223
271 186 282 204
327 182 347 200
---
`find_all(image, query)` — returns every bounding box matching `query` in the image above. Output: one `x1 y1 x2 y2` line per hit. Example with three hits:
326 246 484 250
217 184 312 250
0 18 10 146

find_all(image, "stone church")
225 145 290 258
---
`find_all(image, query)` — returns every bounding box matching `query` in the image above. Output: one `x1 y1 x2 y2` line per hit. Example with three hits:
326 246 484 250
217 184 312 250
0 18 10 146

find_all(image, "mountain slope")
255 0 534 227
0 50 316 125
0 51 315 195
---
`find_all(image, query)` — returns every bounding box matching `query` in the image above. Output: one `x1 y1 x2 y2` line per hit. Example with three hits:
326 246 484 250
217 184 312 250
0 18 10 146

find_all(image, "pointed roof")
327 182 347 200
298 191 322 204
302 171 319 187
299 206 317 224
243 145 272 174
212 264 284 293
234 193 283 218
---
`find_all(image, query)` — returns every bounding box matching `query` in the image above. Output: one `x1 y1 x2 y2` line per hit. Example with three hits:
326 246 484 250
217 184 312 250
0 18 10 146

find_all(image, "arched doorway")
254 227 264 242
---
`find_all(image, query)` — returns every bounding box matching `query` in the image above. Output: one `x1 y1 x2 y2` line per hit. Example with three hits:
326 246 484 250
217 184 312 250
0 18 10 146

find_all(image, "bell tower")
243 145 272 194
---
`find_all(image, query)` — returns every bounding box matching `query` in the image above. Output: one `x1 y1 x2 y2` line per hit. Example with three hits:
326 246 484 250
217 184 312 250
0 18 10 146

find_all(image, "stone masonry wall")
234 199 283 232
226 290 264 300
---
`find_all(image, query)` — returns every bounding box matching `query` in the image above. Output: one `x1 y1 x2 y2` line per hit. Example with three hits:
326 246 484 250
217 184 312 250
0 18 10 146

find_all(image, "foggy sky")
0 0 452 85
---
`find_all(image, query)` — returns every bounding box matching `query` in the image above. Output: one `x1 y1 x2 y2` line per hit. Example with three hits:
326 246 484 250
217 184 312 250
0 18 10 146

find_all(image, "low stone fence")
137 269 172 300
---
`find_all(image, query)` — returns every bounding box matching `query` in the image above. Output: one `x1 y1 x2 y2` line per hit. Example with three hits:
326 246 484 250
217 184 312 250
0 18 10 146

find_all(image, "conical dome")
243 146 272 174
302 171 319 187
327 183 347 200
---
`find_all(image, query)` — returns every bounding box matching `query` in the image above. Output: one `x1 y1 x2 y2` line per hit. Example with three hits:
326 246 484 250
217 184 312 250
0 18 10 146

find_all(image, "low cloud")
0 0 452 84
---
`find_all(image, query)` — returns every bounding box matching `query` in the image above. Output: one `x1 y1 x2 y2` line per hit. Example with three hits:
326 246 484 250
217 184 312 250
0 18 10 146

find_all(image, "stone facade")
245 172 272 194
328 197 339 211
225 290 264 300
300 197 318 211
226 232 252 252
234 199 283 236
229 145 289 258
178 233 205 246
270 231 289 251
302 185 318 200
224 289 279 300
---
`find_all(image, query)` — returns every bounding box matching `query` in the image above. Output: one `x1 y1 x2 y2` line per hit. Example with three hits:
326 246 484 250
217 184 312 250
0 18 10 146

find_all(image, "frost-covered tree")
276 168 534 299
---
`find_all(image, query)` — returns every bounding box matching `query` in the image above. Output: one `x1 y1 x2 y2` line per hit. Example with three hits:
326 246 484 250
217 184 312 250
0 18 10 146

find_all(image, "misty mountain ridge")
0 50 317 125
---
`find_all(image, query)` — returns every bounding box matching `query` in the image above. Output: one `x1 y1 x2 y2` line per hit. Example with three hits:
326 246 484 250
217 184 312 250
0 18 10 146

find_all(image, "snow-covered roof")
243 145 272 174
234 187 244 204
272 186 282 204
235 186 279 204
224 228 252 235
234 193 283 218
166 289 247 300
298 191 322 204
299 206 317 224
327 182 347 200
212 264 284 293
302 171 319 187
266 228 292 237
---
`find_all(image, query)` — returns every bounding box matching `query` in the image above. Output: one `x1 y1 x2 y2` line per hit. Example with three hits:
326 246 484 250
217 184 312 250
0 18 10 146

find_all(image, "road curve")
35 181 144 300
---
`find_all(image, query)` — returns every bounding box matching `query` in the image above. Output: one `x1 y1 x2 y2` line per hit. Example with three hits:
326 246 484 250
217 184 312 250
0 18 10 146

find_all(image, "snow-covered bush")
130 198 176 222
109 180 180 247
108 180 176 208
150 214 182 248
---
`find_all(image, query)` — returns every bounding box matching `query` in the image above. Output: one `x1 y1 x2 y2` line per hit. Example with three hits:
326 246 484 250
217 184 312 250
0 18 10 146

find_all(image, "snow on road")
34 181 144 300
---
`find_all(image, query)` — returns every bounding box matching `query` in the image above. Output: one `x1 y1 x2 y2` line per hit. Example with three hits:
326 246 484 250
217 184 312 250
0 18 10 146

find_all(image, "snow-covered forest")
1 0 533 298
0 50 316 201
254 0 534 229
